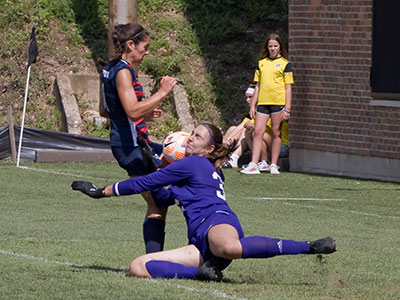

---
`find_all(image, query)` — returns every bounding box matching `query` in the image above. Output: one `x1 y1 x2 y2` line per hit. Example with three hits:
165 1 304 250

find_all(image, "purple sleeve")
151 188 175 208
112 157 193 198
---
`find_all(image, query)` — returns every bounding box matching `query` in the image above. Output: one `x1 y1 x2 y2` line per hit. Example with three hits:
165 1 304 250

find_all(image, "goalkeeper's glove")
71 181 105 198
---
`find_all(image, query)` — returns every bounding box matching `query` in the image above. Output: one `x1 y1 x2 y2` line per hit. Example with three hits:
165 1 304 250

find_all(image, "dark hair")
202 122 237 170
111 22 149 61
258 33 288 60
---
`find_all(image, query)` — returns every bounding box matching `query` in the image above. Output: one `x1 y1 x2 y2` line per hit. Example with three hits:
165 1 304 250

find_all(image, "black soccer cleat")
307 237 336 254
196 260 223 282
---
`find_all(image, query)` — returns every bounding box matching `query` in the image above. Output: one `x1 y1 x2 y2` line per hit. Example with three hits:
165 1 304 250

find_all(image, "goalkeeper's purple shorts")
189 210 244 271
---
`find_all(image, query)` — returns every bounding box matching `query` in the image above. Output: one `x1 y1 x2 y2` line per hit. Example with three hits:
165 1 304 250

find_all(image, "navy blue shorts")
112 141 163 177
256 105 284 115
189 210 245 271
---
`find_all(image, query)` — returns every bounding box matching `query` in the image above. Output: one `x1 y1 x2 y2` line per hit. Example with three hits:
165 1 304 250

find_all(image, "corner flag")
17 26 39 167
28 27 38 67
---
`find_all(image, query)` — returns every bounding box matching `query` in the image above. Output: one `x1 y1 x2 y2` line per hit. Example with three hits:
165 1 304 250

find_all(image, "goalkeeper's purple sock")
240 236 310 259
145 260 198 279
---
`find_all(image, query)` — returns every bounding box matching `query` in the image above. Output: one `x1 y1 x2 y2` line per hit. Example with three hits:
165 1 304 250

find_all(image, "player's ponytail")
202 123 237 170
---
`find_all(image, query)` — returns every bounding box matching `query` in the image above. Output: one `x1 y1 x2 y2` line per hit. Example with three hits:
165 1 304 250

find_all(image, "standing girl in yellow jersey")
241 33 293 175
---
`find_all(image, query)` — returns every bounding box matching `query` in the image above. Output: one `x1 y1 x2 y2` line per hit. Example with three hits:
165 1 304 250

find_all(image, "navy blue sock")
143 218 165 254
240 236 310 259
145 260 198 279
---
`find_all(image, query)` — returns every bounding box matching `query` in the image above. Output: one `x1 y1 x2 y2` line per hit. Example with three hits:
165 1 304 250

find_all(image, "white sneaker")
240 162 260 175
270 163 280 175
228 158 238 168
258 161 270 172
221 159 238 169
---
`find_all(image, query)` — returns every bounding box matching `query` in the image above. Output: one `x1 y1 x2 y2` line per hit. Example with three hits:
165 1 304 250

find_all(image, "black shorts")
256 105 284 116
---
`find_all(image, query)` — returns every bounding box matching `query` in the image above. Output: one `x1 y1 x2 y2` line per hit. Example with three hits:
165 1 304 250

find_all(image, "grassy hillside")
0 0 287 138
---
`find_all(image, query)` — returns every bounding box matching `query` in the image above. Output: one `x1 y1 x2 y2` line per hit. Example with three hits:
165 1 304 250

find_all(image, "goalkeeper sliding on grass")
72 123 336 281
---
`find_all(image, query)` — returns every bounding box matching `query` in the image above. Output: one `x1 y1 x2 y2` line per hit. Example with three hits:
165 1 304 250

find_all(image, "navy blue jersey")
101 59 149 146
113 156 233 240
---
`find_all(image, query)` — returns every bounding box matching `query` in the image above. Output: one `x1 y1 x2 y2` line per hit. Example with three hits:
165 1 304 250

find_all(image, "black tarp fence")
0 125 111 162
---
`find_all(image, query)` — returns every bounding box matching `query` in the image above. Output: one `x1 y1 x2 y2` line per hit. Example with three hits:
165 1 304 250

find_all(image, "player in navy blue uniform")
72 123 336 281
99 22 177 254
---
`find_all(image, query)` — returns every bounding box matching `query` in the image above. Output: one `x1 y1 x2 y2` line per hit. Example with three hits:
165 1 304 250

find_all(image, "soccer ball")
162 131 190 163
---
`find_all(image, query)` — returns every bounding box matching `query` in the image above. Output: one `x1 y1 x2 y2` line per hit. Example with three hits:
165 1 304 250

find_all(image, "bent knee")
211 242 242 259
128 257 151 278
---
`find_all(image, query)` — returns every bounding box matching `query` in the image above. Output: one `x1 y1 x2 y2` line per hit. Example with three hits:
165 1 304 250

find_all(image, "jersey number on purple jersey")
212 172 226 201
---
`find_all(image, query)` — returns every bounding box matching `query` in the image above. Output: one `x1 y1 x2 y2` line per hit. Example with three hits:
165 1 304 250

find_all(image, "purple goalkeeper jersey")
113 155 233 240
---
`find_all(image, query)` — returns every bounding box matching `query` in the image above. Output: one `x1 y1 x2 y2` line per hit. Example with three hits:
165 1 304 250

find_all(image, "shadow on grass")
72 264 125 274
71 0 108 72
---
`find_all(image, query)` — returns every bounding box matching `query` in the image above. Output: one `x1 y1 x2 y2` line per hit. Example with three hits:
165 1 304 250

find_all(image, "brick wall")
288 0 400 160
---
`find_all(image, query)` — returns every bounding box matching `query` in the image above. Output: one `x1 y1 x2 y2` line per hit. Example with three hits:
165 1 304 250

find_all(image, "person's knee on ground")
128 256 151 278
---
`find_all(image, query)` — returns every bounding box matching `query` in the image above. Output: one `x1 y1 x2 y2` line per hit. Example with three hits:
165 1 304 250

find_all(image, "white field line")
281 202 399 220
236 196 346 201
0 249 247 300
0 249 93 270
17 166 110 181
0 237 84 243
234 195 398 219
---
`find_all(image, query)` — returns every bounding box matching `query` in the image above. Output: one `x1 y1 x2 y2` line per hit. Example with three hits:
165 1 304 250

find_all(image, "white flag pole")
16 65 32 167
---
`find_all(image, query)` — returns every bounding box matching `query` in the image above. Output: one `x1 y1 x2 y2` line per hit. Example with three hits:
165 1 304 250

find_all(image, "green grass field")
1 162 399 299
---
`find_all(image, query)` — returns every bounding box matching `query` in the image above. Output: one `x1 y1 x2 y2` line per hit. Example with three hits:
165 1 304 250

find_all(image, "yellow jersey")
254 57 294 106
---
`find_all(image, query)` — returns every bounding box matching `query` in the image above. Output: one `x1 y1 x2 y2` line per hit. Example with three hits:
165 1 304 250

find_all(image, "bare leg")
208 224 243 259
140 190 167 220
128 245 203 278
245 128 269 163
262 132 273 154
260 134 269 162
270 112 283 165
250 113 269 164
224 121 246 145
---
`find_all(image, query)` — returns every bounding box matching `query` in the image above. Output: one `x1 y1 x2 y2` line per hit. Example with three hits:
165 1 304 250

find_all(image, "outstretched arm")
71 180 175 210
71 181 110 198
72 157 191 200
